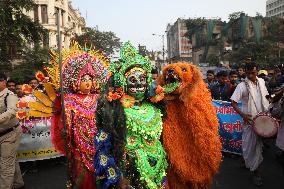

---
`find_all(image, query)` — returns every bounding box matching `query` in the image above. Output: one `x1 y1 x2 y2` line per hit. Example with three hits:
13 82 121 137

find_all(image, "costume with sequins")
47 44 110 189
93 42 169 189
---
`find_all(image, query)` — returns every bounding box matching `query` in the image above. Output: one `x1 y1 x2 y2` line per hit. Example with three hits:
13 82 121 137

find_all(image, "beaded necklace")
124 102 168 189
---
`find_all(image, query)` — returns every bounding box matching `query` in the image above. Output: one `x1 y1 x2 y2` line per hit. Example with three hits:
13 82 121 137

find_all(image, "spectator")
258 70 268 81
277 65 284 86
205 70 215 88
149 68 159 97
151 67 159 81
28 78 39 90
229 70 239 96
238 65 246 81
268 65 283 92
258 70 271 94
7 80 16 93
0 72 24 189
15 83 24 98
210 70 231 101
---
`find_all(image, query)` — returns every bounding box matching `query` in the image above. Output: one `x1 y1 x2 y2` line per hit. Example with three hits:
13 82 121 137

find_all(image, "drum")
253 112 279 138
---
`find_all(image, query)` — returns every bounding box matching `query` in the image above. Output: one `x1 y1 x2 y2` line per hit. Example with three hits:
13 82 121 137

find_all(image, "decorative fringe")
160 62 222 189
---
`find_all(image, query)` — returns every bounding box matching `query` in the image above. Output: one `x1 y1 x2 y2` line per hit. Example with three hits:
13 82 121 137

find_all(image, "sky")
71 0 267 51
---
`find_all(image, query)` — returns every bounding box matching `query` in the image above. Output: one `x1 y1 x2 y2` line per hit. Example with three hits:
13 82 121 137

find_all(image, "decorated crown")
112 41 153 88
46 42 110 92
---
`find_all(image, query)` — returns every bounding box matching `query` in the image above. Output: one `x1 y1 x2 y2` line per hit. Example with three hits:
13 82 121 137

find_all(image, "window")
61 11 65 26
34 5 38 21
55 8 59 25
41 5 48 24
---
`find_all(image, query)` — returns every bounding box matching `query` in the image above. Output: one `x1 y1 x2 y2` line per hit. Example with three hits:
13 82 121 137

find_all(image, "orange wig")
159 62 222 189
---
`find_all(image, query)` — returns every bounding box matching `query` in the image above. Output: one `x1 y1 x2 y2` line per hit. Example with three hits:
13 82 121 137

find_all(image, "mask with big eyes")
126 69 147 101
74 74 93 94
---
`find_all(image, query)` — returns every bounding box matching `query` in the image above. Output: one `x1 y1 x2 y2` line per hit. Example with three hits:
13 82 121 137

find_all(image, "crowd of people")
206 62 284 186
206 64 284 102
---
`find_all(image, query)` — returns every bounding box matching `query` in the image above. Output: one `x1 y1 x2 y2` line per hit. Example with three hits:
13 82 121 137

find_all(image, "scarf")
245 77 269 117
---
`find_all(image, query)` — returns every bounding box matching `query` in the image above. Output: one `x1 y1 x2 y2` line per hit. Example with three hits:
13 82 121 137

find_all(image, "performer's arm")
231 84 253 125
231 101 252 125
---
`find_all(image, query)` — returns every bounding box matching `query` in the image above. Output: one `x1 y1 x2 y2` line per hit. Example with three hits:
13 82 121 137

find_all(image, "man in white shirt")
231 62 270 187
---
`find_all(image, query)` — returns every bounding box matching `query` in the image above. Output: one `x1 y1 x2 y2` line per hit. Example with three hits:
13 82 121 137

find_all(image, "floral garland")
106 87 124 102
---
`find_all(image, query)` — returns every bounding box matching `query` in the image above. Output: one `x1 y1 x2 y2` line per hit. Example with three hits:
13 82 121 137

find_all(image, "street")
21 143 284 189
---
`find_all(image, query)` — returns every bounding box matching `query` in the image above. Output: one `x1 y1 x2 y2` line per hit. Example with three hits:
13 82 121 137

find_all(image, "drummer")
231 62 270 187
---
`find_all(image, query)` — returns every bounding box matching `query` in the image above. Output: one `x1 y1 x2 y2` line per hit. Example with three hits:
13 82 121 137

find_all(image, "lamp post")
152 33 165 73
56 8 72 188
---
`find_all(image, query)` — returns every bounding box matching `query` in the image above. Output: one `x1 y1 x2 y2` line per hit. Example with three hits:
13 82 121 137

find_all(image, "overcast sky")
71 0 267 51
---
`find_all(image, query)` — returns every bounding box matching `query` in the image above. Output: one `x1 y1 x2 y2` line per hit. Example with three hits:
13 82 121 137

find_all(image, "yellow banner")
17 148 61 160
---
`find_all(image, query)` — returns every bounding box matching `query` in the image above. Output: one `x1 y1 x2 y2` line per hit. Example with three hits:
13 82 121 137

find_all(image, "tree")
185 18 207 40
72 27 121 56
0 0 47 73
9 45 49 83
228 11 247 21
264 17 284 43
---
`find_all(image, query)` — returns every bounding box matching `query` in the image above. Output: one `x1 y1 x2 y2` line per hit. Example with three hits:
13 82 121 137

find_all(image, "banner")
17 118 63 162
213 100 243 155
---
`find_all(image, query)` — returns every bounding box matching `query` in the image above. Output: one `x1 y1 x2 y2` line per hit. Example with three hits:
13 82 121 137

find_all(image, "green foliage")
0 0 47 65
264 17 284 43
9 45 49 83
185 18 207 40
228 11 247 21
255 12 264 19
206 55 219 66
228 40 281 68
72 27 121 56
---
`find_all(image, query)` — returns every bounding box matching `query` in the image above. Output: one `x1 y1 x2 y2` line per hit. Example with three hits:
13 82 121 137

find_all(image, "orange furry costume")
158 62 222 189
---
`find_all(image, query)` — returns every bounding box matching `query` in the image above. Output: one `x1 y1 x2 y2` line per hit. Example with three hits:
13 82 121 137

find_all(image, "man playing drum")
231 62 270 187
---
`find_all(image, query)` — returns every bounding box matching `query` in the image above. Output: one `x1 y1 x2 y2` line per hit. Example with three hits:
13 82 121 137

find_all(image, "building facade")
266 0 284 18
25 0 86 49
166 18 192 63
191 19 223 65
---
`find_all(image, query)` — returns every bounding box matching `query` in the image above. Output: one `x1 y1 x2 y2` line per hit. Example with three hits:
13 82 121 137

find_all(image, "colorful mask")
78 74 93 94
111 42 152 94
125 67 147 100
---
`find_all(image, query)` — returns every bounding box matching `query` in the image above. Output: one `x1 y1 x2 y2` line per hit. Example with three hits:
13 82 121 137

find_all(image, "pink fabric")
51 94 98 188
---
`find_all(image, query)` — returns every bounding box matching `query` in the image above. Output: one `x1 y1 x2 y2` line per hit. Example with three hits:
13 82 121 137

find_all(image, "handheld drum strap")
244 80 261 113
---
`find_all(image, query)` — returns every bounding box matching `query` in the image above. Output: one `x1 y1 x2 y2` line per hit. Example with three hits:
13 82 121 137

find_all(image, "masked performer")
158 62 222 189
94 42 168 189
16 43 110 189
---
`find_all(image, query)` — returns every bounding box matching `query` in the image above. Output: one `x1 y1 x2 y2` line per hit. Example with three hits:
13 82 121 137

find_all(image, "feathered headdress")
46 42 110 92
111 41 153 89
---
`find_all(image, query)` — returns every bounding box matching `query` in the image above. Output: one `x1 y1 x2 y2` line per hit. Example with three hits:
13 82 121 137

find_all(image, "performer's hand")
242 113 253 125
